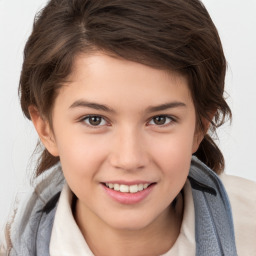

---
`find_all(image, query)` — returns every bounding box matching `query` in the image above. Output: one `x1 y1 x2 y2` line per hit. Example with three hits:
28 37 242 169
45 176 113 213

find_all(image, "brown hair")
19 0 231 176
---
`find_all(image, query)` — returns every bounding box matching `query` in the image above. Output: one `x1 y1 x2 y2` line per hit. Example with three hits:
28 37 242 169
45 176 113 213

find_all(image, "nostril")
108 153 148 171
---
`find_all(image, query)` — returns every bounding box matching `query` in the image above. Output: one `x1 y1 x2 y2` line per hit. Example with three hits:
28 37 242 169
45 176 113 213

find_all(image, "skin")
30 53 204 255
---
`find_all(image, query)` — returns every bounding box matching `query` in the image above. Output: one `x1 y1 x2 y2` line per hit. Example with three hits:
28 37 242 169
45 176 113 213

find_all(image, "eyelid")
79 114 110 128
77 114 177 128
147 115 177 127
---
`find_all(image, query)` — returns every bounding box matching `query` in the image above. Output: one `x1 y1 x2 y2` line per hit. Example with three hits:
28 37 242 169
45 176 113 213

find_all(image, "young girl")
1 0 255 255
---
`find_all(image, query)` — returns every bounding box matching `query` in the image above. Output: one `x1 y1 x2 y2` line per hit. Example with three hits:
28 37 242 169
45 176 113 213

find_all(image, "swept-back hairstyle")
19 0 231 176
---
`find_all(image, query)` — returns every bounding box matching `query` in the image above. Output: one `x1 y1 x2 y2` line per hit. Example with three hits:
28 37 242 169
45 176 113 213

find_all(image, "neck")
74 193 183 256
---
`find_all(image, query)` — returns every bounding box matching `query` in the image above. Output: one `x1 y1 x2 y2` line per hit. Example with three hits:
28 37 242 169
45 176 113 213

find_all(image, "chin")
102 209 163 232
109 219 151 231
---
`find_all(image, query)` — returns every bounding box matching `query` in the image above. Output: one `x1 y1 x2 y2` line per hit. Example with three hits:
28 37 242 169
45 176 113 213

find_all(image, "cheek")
55 131 107 179
149 129 195 179
152 130 195 161
57 136 107 200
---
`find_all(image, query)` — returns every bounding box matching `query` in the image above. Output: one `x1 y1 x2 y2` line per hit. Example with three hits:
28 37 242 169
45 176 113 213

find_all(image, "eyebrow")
69 100 186 113
145 102 186 113
69 100 115 113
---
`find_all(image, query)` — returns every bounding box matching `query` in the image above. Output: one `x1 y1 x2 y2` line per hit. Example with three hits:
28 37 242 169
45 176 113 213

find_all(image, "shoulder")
220 173 256 255
220 173 256 212
1 164 65 255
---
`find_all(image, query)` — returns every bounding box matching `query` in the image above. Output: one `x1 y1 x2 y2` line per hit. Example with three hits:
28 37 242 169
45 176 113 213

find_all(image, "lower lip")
102 184 155 205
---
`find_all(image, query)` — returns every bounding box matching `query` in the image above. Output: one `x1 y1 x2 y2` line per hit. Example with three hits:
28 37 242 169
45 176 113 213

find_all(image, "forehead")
56 53 193 112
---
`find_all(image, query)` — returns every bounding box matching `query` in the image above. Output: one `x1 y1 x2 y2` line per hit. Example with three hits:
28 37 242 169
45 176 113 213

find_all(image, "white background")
0 0 256 230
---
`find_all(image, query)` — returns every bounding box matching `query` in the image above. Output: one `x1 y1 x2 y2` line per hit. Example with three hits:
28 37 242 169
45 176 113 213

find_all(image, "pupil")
154 116 166 125
89 116 101 125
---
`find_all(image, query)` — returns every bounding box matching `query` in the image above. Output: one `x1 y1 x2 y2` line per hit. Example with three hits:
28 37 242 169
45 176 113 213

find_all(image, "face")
37 53 202 231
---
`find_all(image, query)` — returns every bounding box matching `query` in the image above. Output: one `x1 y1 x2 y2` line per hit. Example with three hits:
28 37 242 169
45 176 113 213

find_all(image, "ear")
192 112 215 153
29 106 59 157
192 129 204 154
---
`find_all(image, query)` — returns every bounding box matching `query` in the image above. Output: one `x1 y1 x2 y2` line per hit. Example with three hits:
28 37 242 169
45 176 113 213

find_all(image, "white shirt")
220 174 256 256
50 175 256 255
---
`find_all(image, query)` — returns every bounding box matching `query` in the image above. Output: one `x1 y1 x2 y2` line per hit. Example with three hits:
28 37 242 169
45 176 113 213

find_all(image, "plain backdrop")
0 0 256 230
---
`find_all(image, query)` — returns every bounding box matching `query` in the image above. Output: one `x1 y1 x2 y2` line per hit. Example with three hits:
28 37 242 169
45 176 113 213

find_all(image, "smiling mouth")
103 183 154 193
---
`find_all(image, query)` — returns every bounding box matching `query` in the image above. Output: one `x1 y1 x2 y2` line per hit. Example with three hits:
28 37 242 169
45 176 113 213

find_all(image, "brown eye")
148 116 174 126
153 116 167 125
83 116 107 126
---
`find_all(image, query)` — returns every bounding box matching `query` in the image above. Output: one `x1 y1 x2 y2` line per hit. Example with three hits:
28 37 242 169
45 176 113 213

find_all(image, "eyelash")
80 115 109 128
79 115 177 128
147 115 176 127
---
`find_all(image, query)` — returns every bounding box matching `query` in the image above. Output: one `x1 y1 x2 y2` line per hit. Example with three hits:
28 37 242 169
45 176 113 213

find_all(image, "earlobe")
192 115 213 153
28 106 59 157
192 110 216 154
192 131 204 153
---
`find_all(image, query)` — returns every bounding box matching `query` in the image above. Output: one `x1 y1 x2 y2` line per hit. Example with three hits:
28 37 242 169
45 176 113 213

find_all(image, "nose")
109 127 149 171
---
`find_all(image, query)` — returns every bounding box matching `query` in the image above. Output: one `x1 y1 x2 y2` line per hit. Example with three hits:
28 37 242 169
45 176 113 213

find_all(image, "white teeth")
143 184 149 189
108 183 114 189
114 184 120 191
138 184 144 191
129 185 139 193
105 183 151 193
119 184 129 193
